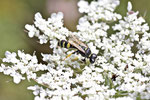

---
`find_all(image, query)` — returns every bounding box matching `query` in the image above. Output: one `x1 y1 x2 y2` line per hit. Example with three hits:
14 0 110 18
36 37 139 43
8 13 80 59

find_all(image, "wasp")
58 34 97 63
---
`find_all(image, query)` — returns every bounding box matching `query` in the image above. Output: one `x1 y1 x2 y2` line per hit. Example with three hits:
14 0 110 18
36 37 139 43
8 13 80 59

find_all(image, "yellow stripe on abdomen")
67 43 70 48
63 42 66 48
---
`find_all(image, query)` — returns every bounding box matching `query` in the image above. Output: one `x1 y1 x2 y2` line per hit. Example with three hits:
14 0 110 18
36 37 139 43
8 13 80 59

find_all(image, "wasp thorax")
85 48 91 57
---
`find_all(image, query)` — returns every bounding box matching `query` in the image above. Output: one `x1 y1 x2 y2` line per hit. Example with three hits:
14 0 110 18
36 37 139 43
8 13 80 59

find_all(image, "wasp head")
90 53 97 63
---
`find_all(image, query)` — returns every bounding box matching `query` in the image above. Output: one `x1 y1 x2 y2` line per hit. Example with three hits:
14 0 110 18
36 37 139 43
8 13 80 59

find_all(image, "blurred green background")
0 0 150 100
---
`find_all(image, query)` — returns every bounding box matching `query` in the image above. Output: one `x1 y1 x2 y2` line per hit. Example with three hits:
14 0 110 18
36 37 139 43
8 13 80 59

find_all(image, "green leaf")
113 90 128 98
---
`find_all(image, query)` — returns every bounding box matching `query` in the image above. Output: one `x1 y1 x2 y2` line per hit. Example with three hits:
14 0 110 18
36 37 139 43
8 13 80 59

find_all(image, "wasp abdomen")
58 40 74 49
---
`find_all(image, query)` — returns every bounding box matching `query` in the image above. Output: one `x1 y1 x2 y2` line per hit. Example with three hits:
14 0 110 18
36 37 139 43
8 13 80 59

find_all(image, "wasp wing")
68 39 85 53
69 34 88 48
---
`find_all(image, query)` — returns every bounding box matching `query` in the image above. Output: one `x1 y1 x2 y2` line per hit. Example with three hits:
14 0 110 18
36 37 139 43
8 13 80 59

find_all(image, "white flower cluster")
0 0 150 100
25 12 69 44
0 51 47 84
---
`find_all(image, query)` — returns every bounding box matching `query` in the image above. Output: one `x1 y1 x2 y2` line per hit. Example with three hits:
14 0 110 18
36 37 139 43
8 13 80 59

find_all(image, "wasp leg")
71 57 79 61
63 50 78 61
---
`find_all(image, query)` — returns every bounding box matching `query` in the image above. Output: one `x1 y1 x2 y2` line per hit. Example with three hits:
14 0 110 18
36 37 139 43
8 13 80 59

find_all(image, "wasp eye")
90 54 97 63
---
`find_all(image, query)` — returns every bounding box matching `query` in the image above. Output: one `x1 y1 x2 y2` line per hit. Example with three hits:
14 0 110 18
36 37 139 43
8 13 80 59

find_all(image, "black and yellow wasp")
58 34 97 63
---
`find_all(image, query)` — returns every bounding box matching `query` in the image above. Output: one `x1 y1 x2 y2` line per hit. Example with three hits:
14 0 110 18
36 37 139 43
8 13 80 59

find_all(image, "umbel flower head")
1 0 150 100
